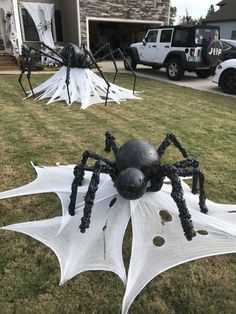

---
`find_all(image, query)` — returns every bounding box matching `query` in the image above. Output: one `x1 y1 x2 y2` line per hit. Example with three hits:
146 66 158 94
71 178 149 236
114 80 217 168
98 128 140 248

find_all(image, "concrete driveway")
99 61 236 98
1 60 235 98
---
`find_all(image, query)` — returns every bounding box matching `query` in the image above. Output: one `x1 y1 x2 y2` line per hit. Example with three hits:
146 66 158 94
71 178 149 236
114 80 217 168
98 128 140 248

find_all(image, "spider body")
68 131 208 241
114 139 160 199
60 44 91 68
115 139 160 176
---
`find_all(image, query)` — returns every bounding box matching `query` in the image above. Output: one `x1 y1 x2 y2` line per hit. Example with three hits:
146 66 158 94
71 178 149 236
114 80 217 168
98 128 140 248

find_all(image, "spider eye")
116 168 147 200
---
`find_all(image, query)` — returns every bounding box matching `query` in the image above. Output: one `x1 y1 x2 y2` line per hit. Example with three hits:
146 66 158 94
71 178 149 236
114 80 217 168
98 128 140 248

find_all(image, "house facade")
0 0 170 60
204 0 236 39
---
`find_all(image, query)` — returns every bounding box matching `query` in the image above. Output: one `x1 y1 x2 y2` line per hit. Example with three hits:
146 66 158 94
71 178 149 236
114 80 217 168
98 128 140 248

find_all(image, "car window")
225 40 236 47
172 29 190 46
145 30 158 43
195 29 219 44
160 30 172 42
222 42 231 50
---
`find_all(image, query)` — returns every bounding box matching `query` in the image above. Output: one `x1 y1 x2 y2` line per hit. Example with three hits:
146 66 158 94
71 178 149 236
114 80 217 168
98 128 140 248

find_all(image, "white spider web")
0 164 236 313
26 67 140 109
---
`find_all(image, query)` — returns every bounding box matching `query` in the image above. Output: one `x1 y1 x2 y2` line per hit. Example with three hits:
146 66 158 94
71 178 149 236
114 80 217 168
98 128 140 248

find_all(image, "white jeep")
124 25 223 80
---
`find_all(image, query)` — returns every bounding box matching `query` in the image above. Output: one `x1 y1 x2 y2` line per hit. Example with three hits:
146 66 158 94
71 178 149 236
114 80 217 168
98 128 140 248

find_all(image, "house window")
20 8 63 42
54 10 63 42
231 30 236 40
21 8 39 41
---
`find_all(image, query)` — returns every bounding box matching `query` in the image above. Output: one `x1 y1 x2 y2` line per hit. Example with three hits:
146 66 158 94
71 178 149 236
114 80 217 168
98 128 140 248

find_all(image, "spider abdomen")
60 44 91 68
116 139 160 178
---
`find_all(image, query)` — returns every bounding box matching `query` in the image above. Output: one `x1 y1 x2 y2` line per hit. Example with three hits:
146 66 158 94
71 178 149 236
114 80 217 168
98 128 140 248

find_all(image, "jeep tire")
219 69 236 95
202 39 223 66
166 58 184 80
124 54 137 70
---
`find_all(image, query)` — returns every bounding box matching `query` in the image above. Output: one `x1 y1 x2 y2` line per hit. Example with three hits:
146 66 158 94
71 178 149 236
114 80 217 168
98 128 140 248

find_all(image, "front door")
138 29 159 62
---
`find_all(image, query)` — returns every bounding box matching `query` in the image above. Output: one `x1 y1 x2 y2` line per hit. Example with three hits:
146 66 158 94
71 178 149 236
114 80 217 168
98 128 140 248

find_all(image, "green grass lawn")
0 73 235 314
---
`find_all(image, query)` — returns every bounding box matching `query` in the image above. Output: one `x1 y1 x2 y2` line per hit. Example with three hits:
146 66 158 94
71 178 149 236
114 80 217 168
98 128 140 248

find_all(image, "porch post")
76 0 81 45
12 0 23 54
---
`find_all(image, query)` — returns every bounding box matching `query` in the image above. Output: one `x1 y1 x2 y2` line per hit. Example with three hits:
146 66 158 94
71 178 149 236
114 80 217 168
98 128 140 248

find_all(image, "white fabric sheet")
21 2 55 48
26 67 140 108
0 164 236 313
0 0 19 56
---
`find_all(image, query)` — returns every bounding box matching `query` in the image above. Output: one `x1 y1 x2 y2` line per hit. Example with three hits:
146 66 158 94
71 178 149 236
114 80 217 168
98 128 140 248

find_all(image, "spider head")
116 167 147 200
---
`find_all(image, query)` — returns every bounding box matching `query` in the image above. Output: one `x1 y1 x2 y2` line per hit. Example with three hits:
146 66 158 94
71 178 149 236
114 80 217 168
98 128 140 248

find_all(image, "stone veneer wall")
79 0 170 45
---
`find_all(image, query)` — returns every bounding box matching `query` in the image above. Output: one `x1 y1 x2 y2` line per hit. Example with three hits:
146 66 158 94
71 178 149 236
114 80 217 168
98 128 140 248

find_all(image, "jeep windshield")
195 28 219 45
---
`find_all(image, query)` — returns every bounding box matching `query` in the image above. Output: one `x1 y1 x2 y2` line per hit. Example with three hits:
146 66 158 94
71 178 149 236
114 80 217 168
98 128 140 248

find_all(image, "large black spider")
68 132 208 241
18 42 136 105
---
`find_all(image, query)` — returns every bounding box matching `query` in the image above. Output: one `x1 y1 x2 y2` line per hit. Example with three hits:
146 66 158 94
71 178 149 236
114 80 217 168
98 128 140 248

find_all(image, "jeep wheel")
196 69 214 78
219 69 236 95
166 58 184 80
202 40 223 67
124 55 137 71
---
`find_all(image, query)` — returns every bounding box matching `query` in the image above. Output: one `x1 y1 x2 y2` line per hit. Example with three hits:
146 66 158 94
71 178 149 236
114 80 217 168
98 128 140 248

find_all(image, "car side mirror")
142 38 146 46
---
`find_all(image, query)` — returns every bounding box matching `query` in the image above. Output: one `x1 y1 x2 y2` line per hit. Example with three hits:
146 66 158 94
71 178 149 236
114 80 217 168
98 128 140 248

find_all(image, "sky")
171 0 220 21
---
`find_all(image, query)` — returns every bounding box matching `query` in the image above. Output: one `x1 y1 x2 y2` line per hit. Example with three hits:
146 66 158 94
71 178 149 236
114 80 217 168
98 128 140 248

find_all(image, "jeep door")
156 29 174 63
138 29 159 62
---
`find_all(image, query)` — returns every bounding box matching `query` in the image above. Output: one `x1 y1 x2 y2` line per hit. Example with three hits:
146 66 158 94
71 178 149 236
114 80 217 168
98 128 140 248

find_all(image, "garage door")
89 20 161 53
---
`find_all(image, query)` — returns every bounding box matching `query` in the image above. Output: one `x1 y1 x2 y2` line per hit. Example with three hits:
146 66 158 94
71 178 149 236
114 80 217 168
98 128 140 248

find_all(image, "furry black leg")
79 160 103 233
159 164 196 241
68 150 115 215
68 173 81 216
157 133 189 158
195 169 207 213
104 131 119 155
173 159 208 214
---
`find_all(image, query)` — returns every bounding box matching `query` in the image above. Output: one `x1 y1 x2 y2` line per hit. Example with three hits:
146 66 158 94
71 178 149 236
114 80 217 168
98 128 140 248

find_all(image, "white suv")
124 25 223 80
213 59 236 94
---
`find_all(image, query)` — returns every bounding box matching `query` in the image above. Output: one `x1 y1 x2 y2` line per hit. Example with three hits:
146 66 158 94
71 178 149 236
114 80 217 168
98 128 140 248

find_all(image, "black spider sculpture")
18 42 136 105
68 132 208 241
18 45 35 98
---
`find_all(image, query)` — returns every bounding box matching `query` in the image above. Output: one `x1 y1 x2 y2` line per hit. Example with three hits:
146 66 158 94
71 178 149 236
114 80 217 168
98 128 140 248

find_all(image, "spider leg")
94 44 118 84
18 69 28 97
39 42 66 63
79 160 106 233
68 150 115 215
157 133 189 158
84 48 110 106
173 159 208 214
104 131 119 155
65 64 71 105
18 46 34 97
32 44 64 66
96 46 137 94
159 164 196 241
26 59 35 98
112 48 137 94
68 163 93 215
63 45 74 105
